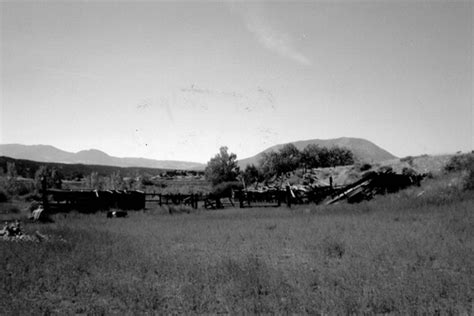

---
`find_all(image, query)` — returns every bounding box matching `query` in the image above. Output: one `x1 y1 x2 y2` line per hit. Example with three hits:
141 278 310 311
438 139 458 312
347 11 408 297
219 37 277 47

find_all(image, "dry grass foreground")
1 173 473 314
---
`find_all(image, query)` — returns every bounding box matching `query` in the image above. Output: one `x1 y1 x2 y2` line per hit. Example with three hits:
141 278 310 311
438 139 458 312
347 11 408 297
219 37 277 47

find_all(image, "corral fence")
144 191 280 209
45 189 146 212
42 186 339 212
145 192 200 209
235 189 283 208
41 169 422 212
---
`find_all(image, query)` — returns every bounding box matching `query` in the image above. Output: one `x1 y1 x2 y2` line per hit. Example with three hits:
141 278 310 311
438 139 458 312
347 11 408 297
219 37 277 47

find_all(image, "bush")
241 164 262 186
402 167 418 177
0 203 20 214
205 147 239 185
0 189 10 202
0 178 35 197
444 154 474 191
464 169 474 191
444 153 474 172
10 181 35 196
7 205 20 214
141 177 154 186
359 163 372 171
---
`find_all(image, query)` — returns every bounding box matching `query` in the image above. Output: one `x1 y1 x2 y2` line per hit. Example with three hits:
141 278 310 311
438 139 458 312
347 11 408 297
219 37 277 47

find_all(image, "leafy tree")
316 147 330 167
258 143 354 178
241 164 262 186
109 171 124 190
6 162 17 179
327 147 354 167
277 143 301 174
301 144 321 170
85 171 103 190
259 144 302 177
259 151 280 178
34 166 63 190
205 146 239 185
51 168 64 189
301 145 354 169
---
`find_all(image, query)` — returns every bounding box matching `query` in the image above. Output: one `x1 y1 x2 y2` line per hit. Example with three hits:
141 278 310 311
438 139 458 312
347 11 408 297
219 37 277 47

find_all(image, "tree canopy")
241 164 262 186
204 146 240 185
257 144 354 179
35 166 63 190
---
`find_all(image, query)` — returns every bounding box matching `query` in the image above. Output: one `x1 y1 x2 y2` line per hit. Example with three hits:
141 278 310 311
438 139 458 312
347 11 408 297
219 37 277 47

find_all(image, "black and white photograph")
0 0 473 314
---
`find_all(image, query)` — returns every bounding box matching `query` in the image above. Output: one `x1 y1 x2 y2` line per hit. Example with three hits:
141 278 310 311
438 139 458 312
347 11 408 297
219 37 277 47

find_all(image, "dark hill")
0 144 206 170
0 156 203 180
237 137 396 168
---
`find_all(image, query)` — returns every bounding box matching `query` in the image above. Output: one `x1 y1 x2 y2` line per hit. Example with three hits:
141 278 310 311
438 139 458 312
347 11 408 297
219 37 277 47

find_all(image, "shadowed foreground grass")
1 176 473 314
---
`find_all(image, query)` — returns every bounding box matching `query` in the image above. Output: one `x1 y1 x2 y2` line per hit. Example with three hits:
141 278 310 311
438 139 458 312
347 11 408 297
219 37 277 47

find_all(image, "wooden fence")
145 192 200 209
46 189 146 212
42 177 339 212
235 189 283 208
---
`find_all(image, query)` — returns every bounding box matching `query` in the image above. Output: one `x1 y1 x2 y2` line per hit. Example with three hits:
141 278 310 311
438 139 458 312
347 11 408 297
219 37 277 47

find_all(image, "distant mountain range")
237 137 396 168
0 144 206 170
0 137 396 171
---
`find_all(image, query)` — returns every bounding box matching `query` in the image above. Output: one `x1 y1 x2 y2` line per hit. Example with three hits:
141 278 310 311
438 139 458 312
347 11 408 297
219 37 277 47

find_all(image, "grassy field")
1 174 473 314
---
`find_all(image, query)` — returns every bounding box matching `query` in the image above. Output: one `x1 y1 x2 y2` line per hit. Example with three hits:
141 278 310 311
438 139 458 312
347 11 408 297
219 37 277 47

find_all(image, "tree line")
205 144 354 188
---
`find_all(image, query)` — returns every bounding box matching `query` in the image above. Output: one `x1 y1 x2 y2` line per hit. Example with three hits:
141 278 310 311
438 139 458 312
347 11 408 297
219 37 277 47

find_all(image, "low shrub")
7 205 21 214
444 153 474 172
0 189 10 202
141 177 154 186
401 156 414 166
444 154 474 190
0 205 20 214
0 180 36 197
359 163 372 171
464 169 474 190
402 167 418 177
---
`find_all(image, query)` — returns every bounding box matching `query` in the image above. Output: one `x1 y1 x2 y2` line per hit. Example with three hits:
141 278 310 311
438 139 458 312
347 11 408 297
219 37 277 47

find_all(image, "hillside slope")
237 137 396 168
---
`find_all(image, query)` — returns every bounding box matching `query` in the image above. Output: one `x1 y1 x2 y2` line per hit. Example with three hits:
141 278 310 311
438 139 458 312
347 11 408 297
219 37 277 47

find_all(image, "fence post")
159 194 162 206
286 186 292 208
41 176 49 211
277 189 281 207
41 177 49 211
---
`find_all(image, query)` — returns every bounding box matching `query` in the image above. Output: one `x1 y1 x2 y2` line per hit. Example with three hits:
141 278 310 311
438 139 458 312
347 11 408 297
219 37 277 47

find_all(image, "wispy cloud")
238 5 311 66
180 84 276 112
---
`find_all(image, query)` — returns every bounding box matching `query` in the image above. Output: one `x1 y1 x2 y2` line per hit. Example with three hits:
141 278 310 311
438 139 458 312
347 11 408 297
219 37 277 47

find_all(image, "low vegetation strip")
1 174 473 314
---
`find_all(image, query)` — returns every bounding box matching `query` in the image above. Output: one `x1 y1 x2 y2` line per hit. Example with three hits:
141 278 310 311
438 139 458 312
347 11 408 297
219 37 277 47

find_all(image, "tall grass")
1 175 473 314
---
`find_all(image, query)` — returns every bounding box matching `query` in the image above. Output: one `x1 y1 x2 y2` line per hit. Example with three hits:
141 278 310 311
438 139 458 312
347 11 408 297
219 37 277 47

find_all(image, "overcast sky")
1 1 472 163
